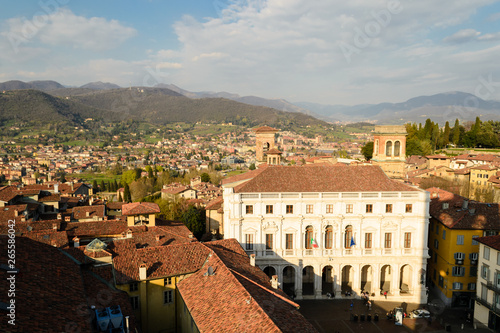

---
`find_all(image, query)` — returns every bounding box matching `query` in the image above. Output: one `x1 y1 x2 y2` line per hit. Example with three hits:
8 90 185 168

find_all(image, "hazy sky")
1 0 500 105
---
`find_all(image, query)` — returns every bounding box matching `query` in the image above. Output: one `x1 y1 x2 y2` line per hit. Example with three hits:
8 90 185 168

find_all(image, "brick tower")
371 125 407 178
254 126 279 163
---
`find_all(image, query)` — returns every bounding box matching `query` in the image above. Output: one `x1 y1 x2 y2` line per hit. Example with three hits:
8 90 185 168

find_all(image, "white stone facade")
223 185 430 303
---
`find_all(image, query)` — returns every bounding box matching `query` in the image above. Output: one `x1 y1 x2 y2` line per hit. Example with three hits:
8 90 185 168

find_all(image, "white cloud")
443 29 481 44
478 32 500 41
2 8 136 51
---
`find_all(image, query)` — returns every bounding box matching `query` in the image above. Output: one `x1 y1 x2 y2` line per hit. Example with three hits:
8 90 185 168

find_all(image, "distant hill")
0 80 64 92
155 84 310 115
294 92 500 124
80 81 121 90
0 86 326 128
0 90 109 125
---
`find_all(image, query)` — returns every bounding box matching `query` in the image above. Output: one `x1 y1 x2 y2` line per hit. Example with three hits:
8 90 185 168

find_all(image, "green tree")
443 121 450 147
181 205 206 239
117 192 123 202
452 119 460 145
100 180 105 192
92 180 98 193
200 172 210 183
361 141 374 161
123 183 131 202
249 163 256 170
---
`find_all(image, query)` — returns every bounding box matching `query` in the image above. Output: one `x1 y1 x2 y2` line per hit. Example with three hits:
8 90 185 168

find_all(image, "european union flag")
350 236 355 247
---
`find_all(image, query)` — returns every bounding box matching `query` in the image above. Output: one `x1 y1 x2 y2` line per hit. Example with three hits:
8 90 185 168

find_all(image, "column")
391 264 399 296
296 264 303 300
334 264 342 298
372 263 381 297
315 264 323 299
353 264 361 296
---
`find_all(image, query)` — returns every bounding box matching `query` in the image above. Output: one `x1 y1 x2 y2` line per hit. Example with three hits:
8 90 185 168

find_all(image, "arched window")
394 140 401 157
305 226 313 249
325 225 333 249
344 225 353 249
263 142 270 152
374 139 379 156
385 141 392 157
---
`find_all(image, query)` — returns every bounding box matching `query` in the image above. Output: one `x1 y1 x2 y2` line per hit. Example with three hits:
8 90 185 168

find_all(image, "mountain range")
1 80 500 125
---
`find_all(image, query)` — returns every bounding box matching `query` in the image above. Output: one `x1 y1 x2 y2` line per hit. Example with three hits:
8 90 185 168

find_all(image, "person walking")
384 291 387 299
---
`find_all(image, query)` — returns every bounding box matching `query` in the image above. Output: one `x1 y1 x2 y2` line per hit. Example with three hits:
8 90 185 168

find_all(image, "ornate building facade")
222 164 430 303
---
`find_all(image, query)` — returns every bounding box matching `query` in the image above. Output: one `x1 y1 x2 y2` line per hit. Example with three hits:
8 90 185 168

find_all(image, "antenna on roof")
204 266 215 276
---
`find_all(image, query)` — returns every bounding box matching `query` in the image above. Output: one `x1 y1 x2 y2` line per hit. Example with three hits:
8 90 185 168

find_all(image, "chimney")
469 208 476 215
127 230 133 238
86 211 90 217
125 316 130 333
21 216 26 222
71 182 74 191
462 199 469 209
188 233 193 239
73 237 80 247
89 197 93 206
57 213 62 220
54 183 59 194
65 216 71 222
14 210 18 217
139 263 147 280
52 223 58 231
442 203 449 210
250 254 255 267
155 235 161 241
271 275 280 289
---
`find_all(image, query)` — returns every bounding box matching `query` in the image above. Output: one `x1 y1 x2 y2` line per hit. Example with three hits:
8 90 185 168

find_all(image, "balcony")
284 249 294 256
323 249 334 256
474 294 500 316
364 249 373 255
486 281 500 295
344 249 353 255
403 248 413 255
384 248 392 255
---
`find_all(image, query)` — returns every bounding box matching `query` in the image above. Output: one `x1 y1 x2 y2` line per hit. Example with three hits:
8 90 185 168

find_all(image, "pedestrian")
368 301 372 310
384 291 387 299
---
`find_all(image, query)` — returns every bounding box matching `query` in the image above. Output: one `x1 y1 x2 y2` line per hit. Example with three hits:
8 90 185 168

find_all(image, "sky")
1 0 500 105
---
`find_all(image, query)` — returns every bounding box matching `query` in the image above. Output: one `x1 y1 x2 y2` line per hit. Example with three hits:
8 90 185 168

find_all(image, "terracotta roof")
178 239 317 333
476 235 500 251
205 197 223 211
0 236 93 333
0 185 18 202
232 165 419 193
426 154 449 159
113 242 209 284
471 165 498 171
72 205 106 220
161 185 193 195
38 193 61 202
426 187 500 230
106 202 125 210
253 126 279 133
406 155 427 165
221 164 269 185
267 148 282 154
122 202 160 216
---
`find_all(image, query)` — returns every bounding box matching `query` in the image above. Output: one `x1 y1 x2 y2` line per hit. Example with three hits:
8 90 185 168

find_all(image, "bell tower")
254 126 279 163
371 125 407 178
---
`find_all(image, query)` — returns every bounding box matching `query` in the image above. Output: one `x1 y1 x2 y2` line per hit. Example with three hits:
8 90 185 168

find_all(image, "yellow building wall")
470 168 497 201
116 276 178 333
177 293 200 333
428 219 482 302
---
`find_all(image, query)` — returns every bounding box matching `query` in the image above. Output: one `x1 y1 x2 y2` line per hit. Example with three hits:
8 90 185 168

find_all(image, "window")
305 226 313 249
325 226 333 249
468 283 476 291
384 233 392 248
435 224 439 235
265 234 273 250
484 247 491 260
266 205 273 214
456 235 464 245
385 204 392 213
366 204 373 213
164 277 172 286
386 141 392 156
452 266 465 276
394 140 401 157
442 229 446 240
470 253 478 265
472 235 479 245
346 204 353 214
404 232 411 248
164 290 173 304
496 271 500 287
434 239 439 249
452 282 463 290
245 234 254 250
286 205 293 214
405 204 412 213
497 252 500 266
344 225 353 249
130 296 139 310
129 282 138 292
285 233 293 250
365 233 372 249
438 275 444 287
470 267 478 277
454 252 465 262
245 205 253 214
306 204 313 214
478 181 481 185
326 204 333 214
481 285 488 301
482 265 490 280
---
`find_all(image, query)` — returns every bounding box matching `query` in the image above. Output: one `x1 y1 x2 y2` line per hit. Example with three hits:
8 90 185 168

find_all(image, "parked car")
409 309 431 319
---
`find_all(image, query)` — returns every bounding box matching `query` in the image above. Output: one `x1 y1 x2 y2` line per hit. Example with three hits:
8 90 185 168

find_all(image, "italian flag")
310 237 319 248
